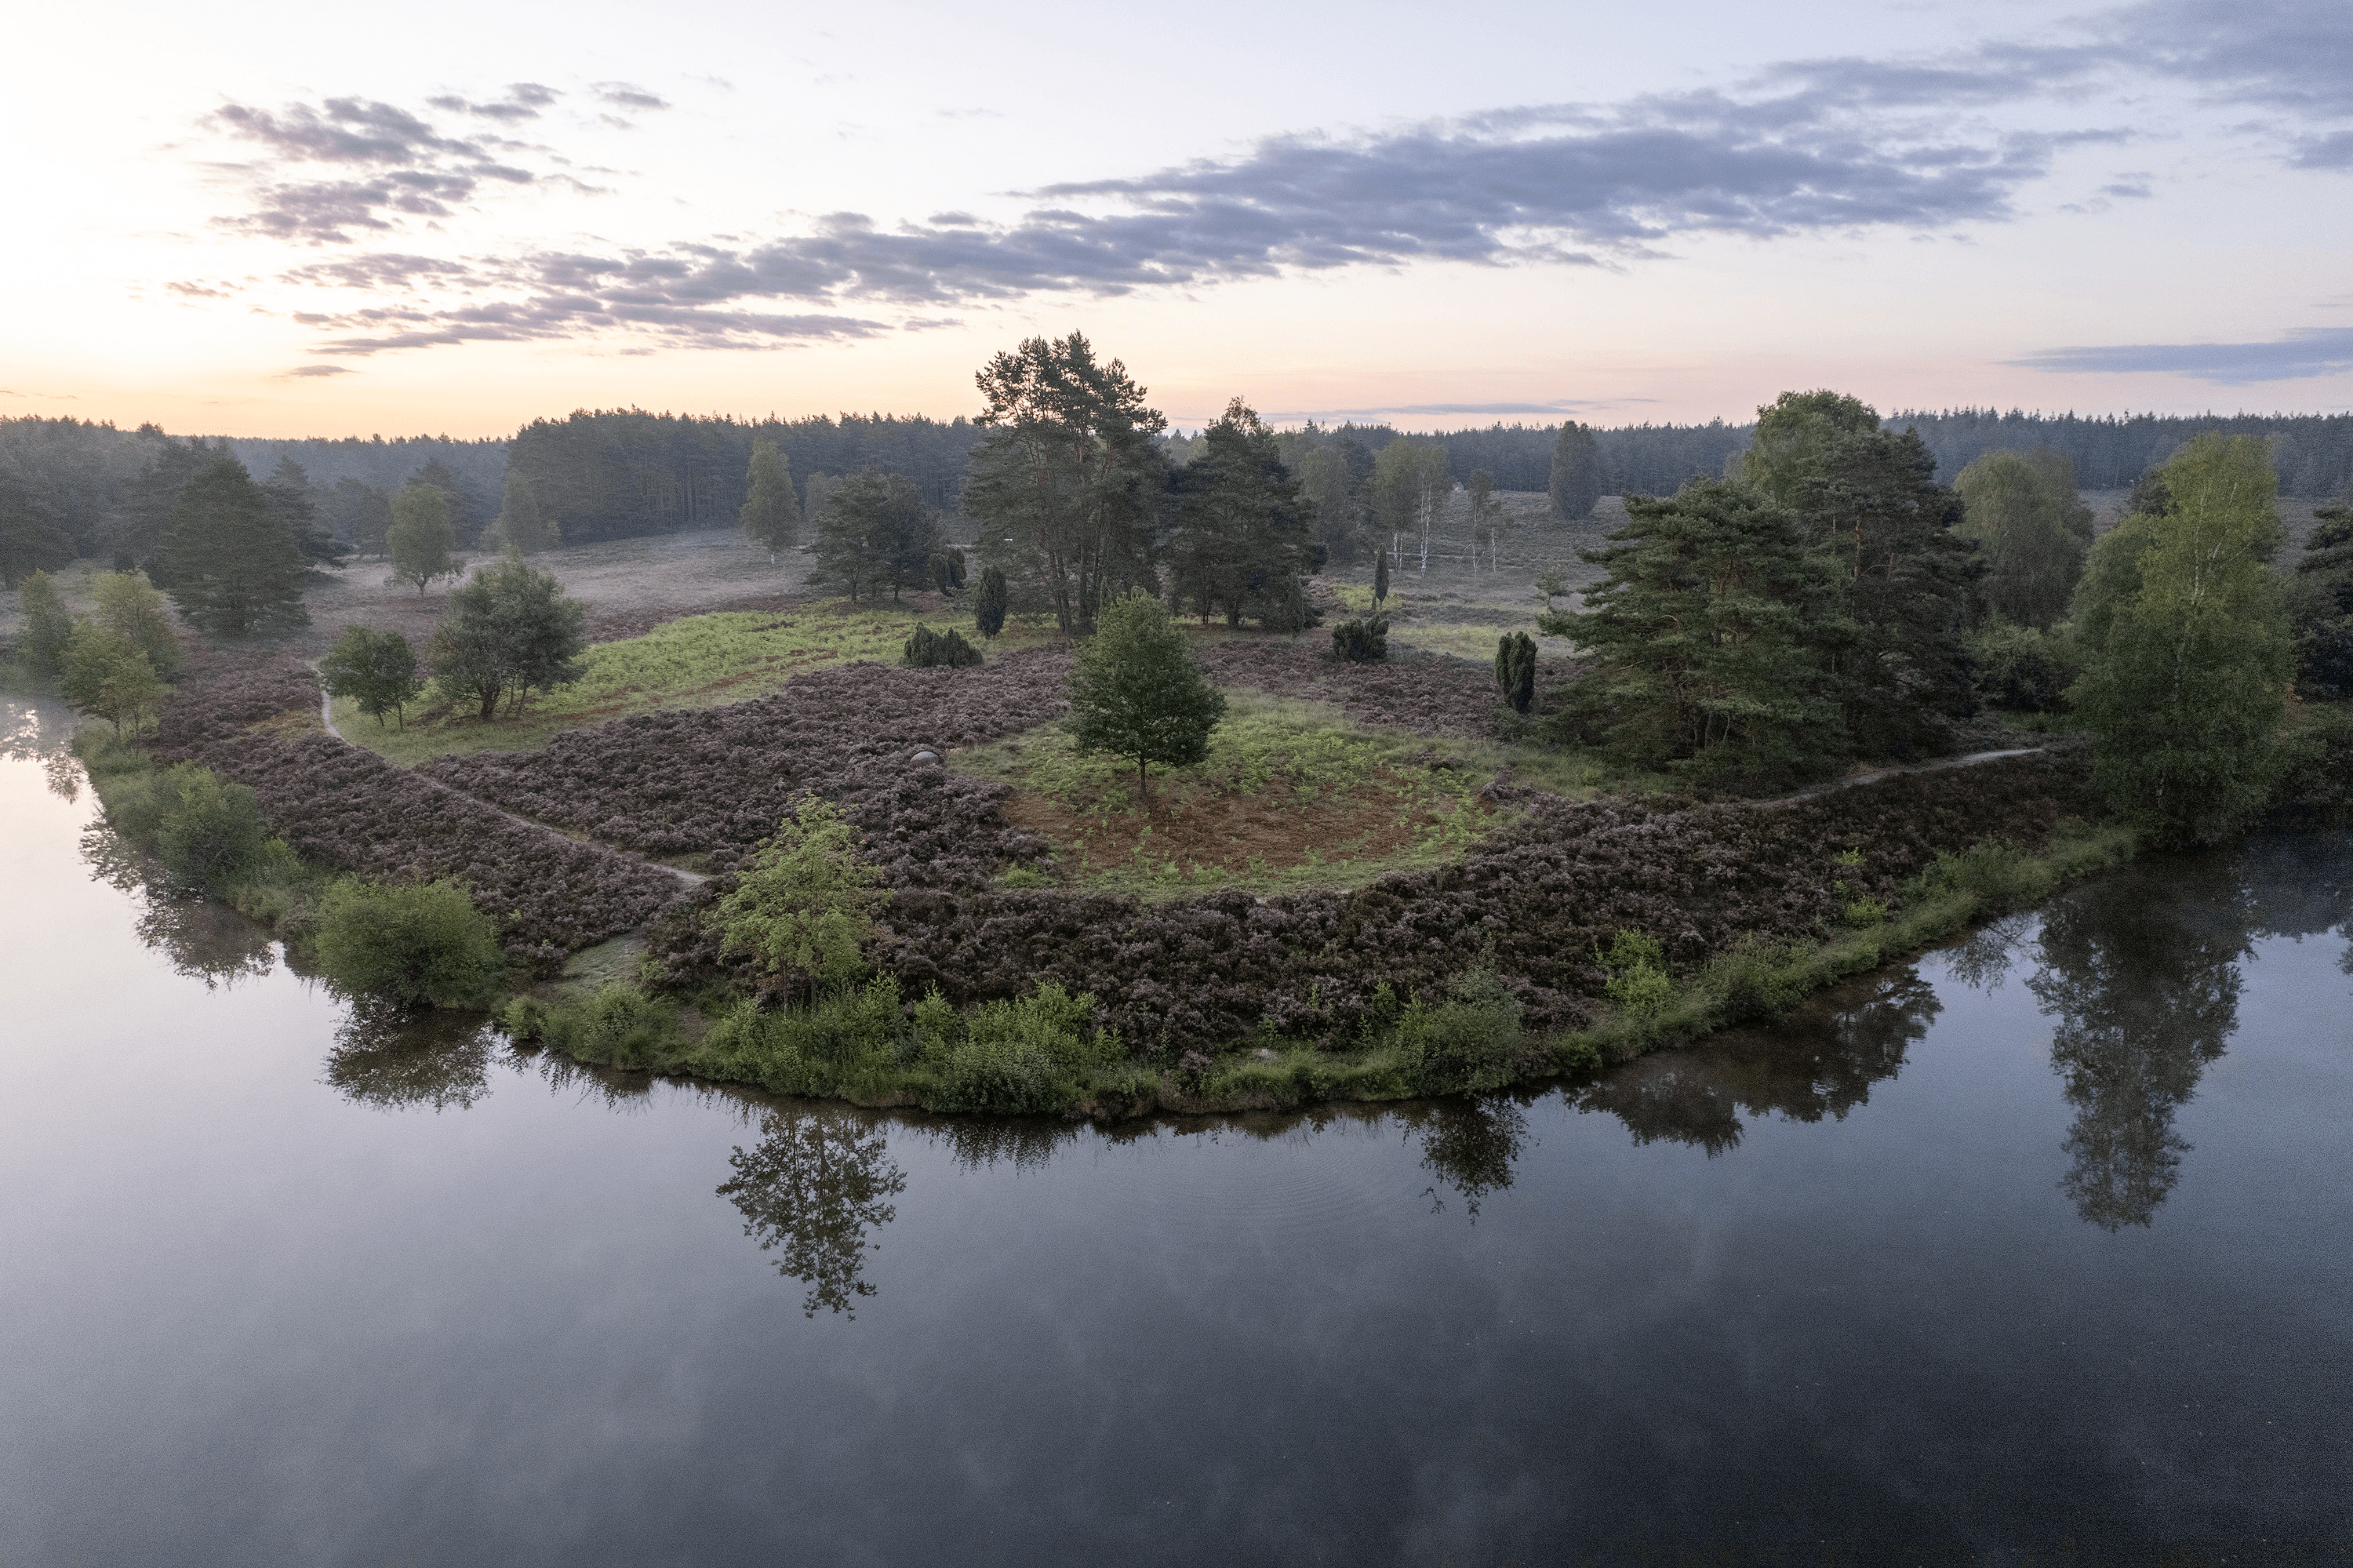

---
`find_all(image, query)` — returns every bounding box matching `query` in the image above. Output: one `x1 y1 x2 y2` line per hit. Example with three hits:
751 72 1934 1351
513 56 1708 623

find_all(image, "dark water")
4 697 2349 1566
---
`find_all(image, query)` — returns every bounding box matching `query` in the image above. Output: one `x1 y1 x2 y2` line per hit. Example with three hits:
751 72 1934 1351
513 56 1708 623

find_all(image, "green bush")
99 759 285 893
1904 839 2057 912
904 624 984 668
1702 935 1816 1020
1595 928 1675 1017
694 977 915 1096
1329 614 1389 663
1969 619 2078 713
929 983 1116 1114
313 877 509 1008
2275 704 2353 807
1369 968 1524 1096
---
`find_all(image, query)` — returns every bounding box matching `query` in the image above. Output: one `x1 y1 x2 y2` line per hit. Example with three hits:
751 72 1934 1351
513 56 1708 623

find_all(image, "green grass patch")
334 599 1063 766
958 693 1513 896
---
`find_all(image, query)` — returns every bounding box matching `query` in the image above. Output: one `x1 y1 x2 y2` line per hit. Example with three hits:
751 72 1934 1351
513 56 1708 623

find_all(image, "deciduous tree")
60 624 163 736
1548 422 1602 520
2068 435 2293 844
817 467 940 601
322 624 424 728
387 483 459 594
1955 449 2088 629
428 550 586 722
0 471 71 589
16 568 75 675
710 797 891 1006
739 436 802 562
92 569 180 678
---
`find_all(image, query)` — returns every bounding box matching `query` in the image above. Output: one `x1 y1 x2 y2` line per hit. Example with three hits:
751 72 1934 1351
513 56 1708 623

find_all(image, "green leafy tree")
1467 469 1504 570
2068 435 2293 844
817 467 940 602
313 877 508 1008
1548 422 1602 520
1955 449 2089 629
1169 398 1318 629
16 568 75 675
973 564 1009 639
1736 390 1978 758
1067 591 1226 802
409 459 478 545
322 624 424 728
92 569 180 678
387 484 459 594
161 457 311 638
710 797 891 1006
964 333 1168 635
60 624 164 736
739 436 802 562
1544 476 1844 784
0 471 72 589
1371 438 1452 575
428 550 587 722
486 471 559 555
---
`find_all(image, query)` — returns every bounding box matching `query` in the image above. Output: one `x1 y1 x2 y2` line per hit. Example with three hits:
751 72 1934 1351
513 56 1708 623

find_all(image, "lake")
3 695 2348 1564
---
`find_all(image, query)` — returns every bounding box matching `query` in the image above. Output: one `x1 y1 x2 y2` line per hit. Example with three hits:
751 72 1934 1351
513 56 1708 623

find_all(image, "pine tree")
0 471 71 589
818 467 939 602
1544 476 1844 785
1373 547 1389 608
264 456 349 569
1548 423 1602 520
2289 501 2353 700
161 457 311 638
2069 435 2293 844
1169 398 1317 629
1067 592 1227 802
739 436 802 562
974 566 1009 639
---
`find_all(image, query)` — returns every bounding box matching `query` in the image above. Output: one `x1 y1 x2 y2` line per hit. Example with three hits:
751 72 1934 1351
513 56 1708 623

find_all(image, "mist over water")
3 695 2348 1563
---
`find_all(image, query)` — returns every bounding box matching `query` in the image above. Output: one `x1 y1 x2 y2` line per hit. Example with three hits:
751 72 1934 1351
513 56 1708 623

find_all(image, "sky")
2 0 2349 438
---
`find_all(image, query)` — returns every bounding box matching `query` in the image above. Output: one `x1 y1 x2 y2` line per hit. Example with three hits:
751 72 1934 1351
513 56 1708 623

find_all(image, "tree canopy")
1066 591 1227 800
1170 398 1318 631
1548 422 1602 520
322 625 424 728
427 551 587 722
739 435 801 562
816 467 942 602
161 457 311 639
965 333 1167 635
1955 449 2091 629
387 484 459 594
710 797 890 1006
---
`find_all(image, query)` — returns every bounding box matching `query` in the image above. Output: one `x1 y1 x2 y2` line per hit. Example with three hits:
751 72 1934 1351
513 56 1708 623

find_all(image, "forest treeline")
7 401 2351 585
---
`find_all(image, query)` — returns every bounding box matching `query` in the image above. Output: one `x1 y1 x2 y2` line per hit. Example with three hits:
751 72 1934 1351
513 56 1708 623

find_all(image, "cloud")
166 279 237 298
594 82 670 111
279 365 355 377
2292 129 2353 168
2009 326 2353 383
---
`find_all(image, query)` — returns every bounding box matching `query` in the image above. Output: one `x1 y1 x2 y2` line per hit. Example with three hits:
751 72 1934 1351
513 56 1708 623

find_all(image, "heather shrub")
313 877 508 1008
1329 615 1389 664
904 624 983 668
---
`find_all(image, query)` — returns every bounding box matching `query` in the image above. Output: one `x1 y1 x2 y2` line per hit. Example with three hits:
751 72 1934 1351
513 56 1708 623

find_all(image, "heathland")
8 357 2349 1121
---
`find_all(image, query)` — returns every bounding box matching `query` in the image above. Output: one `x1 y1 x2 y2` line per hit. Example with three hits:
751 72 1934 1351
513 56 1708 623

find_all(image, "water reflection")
322 1000 497 1112
83 820 280 990
1572 968 1939 1156
718 1110 907 1318
0 698 81 800
1409 1100 1530 1220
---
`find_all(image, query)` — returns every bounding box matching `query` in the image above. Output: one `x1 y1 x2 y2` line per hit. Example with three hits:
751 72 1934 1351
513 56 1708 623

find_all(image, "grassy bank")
507 819 2139 1119
335 601 1066 766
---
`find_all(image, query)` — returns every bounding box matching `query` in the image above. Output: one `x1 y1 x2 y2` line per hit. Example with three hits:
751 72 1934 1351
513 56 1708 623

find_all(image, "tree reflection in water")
83 823 278 990
1572 968 1940 1157
719 1111 907 1318
322 999 496 1112
1412 1100 1530 1220
2027 833 2353 1231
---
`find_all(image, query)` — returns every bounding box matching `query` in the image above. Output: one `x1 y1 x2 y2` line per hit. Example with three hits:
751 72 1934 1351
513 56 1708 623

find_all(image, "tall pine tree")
161 457 310 638
1169 398 1317 629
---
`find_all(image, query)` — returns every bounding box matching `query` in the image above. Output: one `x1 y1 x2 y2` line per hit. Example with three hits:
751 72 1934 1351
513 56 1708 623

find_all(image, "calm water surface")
2 697 2348 1564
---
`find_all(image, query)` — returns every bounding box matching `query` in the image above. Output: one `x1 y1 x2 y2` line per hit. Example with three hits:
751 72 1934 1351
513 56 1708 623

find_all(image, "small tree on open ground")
387 484 459 595
1066 591 1226 803
60 624 164 737
709 797 891 1006
974 565 1009 639
322 625 424 728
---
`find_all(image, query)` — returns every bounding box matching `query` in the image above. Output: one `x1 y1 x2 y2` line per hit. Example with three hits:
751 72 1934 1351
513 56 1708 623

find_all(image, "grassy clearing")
958 693 1513 894
334 598 1064 766
1387 620 1577 663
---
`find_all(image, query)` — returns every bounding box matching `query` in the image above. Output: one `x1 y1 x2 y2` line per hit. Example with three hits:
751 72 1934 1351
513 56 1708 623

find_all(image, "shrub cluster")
312 877 509 1007
1329 615 1389 664
424 652 1073 887
903 624 984 668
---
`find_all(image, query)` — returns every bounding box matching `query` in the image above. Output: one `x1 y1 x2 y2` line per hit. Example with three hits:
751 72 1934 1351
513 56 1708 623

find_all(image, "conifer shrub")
1329 614 1389 663
313 877 509 1008
903 624 984 668
1495 631 1537 715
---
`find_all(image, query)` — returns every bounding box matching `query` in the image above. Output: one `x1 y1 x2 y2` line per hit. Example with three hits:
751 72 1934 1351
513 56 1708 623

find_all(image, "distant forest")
6 404 2348 569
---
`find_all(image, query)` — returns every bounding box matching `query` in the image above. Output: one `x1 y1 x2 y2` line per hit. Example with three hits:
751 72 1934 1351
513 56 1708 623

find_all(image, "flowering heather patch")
149 648 322 762
648 744 2100 1052
185 730 684 965
423 649 1075 887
